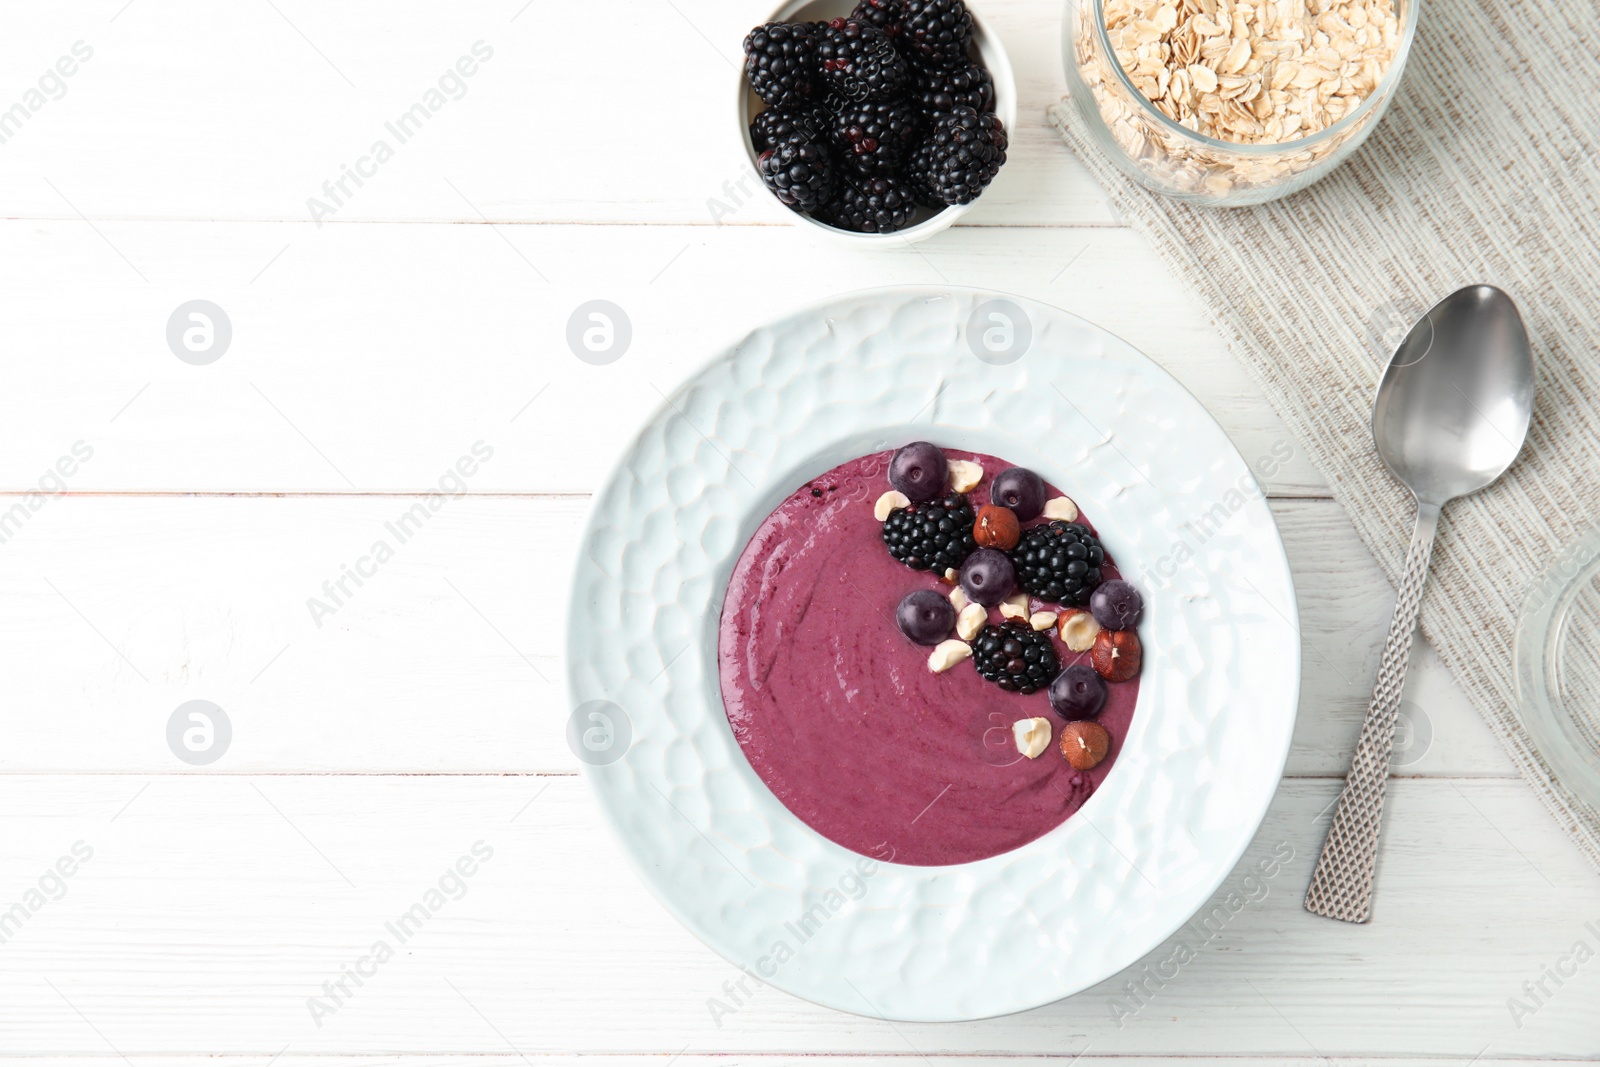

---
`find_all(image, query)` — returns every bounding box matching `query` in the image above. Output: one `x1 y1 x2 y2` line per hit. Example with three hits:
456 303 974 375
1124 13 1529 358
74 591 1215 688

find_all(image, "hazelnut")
1041 496 1079 522
874 490 910 521
1013 717 1052 759
955 602 987 642
948 459 984 494
998 593 1030 620
1057 608 1101 652
973 504 1021 550
1059 721 1111 770
1091 628 1142 682
941 567 960 584
949 585 970 612
1029 611 1059 632
927 639 972 673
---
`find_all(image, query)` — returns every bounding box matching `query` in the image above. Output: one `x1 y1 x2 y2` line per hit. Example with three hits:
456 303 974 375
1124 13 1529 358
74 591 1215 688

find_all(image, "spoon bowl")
1371 285 1535 506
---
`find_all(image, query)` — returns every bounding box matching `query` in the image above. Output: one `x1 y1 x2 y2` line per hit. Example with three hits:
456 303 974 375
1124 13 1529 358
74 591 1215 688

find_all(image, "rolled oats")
1070 0 1403 196
1094 0 1398 147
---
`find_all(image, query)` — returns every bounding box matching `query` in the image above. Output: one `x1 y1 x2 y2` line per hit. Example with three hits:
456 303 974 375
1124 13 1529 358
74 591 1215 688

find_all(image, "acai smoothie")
718 445 1145 866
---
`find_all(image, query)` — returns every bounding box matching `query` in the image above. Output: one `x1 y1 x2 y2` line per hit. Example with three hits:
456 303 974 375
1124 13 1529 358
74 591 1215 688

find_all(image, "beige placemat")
1049 0 1600 875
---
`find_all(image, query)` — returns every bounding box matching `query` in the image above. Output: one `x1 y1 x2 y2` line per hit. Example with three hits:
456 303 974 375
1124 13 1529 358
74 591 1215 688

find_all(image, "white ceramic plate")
566 287 1300 1022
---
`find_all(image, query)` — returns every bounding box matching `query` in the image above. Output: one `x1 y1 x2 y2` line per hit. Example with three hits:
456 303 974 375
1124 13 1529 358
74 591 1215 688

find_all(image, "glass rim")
1087 0 1422 157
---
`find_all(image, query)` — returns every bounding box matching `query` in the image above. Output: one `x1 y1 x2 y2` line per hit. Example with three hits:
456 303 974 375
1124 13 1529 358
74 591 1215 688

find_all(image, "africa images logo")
306 841 495 1028
305 42 495 225
0 41 93 147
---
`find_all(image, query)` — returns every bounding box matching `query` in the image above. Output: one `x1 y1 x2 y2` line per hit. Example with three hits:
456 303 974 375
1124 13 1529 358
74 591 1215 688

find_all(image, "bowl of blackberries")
740 0 1016 241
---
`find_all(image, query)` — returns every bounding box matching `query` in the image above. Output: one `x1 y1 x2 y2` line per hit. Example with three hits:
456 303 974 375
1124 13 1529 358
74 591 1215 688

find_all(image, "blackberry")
900 0 974 69
911 60 993 122
849 0 905 36
905 140 945 208
1009 521 1105 606
744 22 820 110
758 140 838 213
832 98 920 175
881 493 977 572
911 106 1007 205
750 107 831 152
972 620 1060 694
823 175 918 233
816 18 909 103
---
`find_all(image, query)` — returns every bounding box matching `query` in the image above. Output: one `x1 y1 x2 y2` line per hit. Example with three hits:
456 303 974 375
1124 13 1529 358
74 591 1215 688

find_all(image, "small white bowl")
736 0 1017 245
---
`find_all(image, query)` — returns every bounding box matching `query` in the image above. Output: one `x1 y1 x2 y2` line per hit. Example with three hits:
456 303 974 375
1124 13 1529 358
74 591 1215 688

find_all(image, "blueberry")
1049 664 1107 720
990 467 1046 521
959 548 1015 606
1090 579 1143 630
896 589 956 645
889 441 947 502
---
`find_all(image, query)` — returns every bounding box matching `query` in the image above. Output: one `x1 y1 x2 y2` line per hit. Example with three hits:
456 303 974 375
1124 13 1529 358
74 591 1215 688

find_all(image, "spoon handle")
1304 500 1441 923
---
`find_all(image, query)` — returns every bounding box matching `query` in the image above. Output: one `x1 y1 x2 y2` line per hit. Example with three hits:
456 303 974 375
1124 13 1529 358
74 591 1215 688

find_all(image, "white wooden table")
2 1 1596 1062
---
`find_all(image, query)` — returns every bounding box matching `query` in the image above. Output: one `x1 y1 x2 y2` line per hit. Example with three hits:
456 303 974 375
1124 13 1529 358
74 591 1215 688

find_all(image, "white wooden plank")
0 495 1504 775
0 776 1594 1057
0 1060 1583 1067
0 220 1328 495
0 1 1112 226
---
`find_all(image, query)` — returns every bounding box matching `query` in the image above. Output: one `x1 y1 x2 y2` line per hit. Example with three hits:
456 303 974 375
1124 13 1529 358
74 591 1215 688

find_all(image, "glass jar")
1515 529 1600 813
1061 0 1420 206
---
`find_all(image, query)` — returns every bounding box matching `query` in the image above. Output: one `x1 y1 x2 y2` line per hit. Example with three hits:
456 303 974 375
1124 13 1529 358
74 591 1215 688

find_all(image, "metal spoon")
1304 285 1536 923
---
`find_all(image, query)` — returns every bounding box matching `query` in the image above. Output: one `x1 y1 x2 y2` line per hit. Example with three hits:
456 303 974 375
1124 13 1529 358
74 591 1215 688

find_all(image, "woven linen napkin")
1049 0 1600 873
